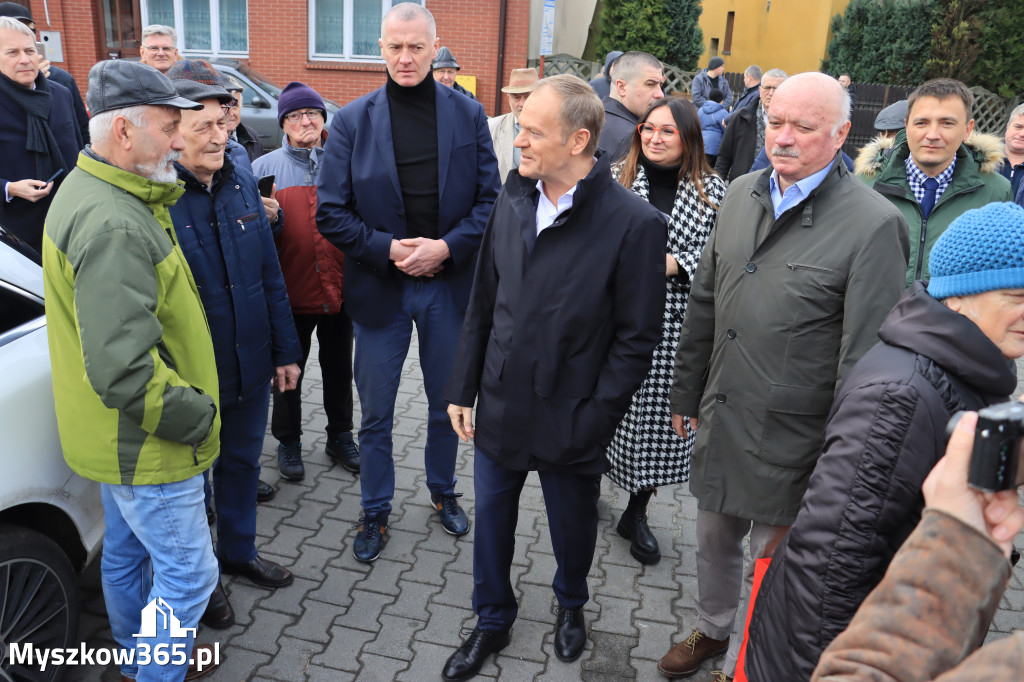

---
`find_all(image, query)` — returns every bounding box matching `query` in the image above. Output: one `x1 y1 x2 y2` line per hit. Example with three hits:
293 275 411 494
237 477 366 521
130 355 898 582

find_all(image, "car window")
0 281 44 338
238 65 283 98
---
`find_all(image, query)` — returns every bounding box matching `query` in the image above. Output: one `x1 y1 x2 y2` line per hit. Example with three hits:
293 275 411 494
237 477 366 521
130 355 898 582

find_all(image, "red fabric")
275 183 345 314
733 557 771 682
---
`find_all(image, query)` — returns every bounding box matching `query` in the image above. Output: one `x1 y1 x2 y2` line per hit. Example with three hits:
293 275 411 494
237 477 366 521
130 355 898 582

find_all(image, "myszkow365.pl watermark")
5 597 220 672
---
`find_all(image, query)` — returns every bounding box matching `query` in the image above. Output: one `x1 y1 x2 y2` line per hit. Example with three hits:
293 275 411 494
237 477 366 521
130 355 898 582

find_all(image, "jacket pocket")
533 362 598 399
755 383 833 470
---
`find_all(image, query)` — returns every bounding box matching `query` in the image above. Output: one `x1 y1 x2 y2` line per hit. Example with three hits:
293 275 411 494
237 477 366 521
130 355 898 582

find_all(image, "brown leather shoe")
200 582 235 629
183 644 220 680
658 628 729 678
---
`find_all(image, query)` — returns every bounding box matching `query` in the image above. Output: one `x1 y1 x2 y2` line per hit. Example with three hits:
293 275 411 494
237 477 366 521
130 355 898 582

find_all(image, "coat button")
745 262 757 273
715 393 726 403
726 328 737 339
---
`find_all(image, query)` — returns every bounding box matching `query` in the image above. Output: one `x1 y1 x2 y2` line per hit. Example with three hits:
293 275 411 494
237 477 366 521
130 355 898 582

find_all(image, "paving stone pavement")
67 339 1024 682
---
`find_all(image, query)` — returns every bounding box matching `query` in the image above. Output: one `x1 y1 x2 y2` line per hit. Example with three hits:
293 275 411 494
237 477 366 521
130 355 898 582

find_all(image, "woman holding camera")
745 202 1024 682
605 97 725 565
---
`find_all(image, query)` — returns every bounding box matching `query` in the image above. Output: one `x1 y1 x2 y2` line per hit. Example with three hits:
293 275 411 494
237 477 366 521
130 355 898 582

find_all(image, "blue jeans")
352 279 462 518
101 473 219 681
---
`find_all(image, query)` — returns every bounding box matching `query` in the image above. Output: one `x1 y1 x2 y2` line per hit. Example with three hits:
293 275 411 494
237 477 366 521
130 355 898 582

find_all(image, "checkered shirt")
905 154 956 205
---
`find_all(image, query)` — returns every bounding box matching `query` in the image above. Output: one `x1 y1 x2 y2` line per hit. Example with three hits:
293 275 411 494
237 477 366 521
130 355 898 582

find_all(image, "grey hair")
744 65 762 80
833 85 851 135
612 51 663 85
142 24 177 44
381 2 436 40
89 106 149 149
762 68 788 81
534 74 604 156
0 15 34 39
1008 103 1024 124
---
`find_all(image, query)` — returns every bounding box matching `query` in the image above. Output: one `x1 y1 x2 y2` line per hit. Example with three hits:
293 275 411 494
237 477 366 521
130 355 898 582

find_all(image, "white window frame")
139 0 250 58
308 0 424 63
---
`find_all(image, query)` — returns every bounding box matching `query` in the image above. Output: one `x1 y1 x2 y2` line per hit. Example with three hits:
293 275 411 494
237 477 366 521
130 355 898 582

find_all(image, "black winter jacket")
745 282 1018 682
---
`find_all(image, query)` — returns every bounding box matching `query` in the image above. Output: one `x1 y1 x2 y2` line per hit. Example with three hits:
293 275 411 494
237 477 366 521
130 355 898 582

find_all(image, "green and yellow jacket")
43 150 220 485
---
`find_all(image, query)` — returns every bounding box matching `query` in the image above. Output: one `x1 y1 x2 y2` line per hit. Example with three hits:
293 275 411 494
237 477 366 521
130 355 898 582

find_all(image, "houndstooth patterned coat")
605 164 726 492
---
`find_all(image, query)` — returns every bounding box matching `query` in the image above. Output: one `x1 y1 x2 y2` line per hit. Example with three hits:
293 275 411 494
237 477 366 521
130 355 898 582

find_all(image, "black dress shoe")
256 480 276 503
441 627 511 681
200 582 235 629
554 607 586 662
220 555 294 588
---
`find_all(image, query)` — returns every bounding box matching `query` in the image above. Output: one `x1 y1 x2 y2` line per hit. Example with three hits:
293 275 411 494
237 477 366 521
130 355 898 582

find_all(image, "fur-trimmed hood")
855 130 1005 179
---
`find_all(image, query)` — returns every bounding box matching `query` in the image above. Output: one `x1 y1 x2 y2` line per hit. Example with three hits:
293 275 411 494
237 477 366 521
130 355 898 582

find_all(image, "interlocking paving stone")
68 336 1024 681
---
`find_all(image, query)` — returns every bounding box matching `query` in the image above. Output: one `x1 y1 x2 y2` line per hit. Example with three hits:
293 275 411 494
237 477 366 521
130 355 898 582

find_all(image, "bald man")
660 73 908 682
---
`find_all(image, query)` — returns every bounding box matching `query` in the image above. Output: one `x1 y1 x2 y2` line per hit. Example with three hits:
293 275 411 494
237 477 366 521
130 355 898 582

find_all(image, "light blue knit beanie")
927 202 1024 299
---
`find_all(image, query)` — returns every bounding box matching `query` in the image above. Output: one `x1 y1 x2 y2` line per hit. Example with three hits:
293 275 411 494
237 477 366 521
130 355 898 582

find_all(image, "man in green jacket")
43 60 221 682
855 78 1011 288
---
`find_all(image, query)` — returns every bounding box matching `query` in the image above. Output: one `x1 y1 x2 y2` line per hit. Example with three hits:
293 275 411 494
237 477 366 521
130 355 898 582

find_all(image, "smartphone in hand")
258 175 275 198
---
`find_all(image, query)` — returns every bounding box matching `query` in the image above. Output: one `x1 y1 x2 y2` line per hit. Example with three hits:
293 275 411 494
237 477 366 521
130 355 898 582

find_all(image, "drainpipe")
494 0 508 116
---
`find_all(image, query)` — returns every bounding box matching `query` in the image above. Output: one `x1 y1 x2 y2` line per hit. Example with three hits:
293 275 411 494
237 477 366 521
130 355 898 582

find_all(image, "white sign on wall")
540 0 556 56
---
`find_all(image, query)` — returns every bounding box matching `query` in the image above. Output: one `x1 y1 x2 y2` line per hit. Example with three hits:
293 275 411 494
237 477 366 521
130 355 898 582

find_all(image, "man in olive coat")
660 72 909 682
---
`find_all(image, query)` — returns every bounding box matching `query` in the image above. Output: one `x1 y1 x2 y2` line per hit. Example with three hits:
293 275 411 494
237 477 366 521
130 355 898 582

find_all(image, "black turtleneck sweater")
386 73 440 240
639 153 681 215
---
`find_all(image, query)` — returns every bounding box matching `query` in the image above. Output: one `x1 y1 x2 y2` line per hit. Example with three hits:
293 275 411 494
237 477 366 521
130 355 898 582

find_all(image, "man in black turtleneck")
317 2 500 564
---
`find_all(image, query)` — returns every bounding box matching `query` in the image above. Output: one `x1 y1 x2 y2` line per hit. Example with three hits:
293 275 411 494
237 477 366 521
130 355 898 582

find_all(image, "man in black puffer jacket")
746 202 1024 682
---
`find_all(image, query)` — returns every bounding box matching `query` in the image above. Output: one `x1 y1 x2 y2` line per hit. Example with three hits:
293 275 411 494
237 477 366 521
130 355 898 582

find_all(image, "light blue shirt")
535 180 578 235
768 161 833 219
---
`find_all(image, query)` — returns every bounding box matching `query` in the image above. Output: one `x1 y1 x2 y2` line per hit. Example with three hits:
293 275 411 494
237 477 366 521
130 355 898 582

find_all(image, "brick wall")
32 0 532 117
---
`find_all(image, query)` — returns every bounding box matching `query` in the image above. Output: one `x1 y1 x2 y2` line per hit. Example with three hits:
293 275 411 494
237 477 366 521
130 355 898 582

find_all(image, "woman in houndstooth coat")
608 97 726 565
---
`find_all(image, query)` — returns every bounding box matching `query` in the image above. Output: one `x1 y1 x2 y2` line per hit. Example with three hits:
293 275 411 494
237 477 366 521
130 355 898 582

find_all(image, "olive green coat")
670 156 909 525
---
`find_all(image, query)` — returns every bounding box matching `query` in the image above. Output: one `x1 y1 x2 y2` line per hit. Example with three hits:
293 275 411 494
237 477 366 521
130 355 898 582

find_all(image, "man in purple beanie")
253 82 361 483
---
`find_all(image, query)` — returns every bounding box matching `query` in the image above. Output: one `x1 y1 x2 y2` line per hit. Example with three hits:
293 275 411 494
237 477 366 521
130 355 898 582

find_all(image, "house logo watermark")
4 597 218 672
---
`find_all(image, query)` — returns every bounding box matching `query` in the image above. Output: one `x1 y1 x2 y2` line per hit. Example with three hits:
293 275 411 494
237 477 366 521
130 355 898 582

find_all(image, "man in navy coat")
316 2 500 563
442 75 666 681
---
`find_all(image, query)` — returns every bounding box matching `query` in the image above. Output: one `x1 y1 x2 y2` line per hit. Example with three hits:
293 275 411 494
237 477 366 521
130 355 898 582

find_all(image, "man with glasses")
140 24 179 74
224 76 264 164
715 68 787 182
253 82 361 484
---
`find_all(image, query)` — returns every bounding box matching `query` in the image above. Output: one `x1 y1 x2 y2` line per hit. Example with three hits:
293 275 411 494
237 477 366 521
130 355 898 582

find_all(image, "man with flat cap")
488 67 539 184
43 59 221 681
165 62 302 630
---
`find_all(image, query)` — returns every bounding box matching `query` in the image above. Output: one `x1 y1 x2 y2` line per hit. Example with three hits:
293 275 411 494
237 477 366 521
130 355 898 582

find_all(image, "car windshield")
237 64 283 98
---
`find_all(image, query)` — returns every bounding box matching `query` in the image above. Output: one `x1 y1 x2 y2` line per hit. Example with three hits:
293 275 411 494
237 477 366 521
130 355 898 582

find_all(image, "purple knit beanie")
277 81 325 128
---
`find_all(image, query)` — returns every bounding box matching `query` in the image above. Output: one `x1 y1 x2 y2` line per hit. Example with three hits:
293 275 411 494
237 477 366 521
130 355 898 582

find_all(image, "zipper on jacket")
915 216 928 281
786 262 832 273
192 442 200 465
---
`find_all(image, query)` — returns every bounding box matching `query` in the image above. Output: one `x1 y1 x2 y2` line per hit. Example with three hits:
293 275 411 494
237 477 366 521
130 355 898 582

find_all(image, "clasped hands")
390 237 450 277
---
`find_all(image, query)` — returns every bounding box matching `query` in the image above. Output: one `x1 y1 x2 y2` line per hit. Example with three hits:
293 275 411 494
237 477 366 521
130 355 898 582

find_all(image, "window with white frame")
141 0 249 55
310 0 423 61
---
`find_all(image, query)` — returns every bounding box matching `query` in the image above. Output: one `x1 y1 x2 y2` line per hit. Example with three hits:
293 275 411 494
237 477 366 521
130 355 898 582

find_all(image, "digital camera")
955 401 1024 492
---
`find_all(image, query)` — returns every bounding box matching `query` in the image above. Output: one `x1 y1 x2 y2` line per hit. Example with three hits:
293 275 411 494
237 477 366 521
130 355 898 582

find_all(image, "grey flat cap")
433 46 459 70
170 78 233 106
87 60 202 116
874 99 908 132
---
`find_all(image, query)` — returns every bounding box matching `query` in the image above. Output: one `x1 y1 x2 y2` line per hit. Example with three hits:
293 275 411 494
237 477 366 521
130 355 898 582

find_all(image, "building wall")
698 0 850 76
528 0 596 59
29 0 531 117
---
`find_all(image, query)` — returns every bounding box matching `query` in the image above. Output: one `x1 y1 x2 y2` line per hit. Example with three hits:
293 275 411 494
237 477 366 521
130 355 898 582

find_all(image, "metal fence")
532 55 1021 156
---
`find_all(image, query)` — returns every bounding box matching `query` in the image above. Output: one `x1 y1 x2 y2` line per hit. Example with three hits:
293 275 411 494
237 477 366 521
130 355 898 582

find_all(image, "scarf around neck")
0 71 67 182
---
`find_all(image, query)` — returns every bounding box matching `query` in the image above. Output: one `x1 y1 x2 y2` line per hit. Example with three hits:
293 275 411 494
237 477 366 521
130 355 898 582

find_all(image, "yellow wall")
698 0 851 76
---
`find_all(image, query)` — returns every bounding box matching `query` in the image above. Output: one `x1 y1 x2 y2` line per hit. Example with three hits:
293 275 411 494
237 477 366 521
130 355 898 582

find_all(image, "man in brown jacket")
661 72 909 682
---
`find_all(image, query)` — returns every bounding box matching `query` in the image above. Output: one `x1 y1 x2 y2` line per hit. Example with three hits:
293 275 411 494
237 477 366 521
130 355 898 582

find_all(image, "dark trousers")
472 448 601 632
271 308 355 444
214 383 271 564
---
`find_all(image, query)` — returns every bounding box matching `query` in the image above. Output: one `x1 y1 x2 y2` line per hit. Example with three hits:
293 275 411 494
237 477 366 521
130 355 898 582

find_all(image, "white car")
0 230 103 681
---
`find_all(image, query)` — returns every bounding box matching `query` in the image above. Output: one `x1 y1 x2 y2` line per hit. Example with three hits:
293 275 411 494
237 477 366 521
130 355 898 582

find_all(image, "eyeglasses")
284 109 323 123
638 123 679 140
143 45 177 53
222 100 239 109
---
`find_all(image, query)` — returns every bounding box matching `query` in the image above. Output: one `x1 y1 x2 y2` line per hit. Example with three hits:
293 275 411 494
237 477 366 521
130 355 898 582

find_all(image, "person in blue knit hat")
745 201 1024 681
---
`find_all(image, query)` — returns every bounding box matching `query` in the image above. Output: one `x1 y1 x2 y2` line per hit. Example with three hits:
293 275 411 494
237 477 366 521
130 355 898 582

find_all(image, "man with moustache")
662 72 908 682
166 65 302 627
317 2 500 562
43 60 220 681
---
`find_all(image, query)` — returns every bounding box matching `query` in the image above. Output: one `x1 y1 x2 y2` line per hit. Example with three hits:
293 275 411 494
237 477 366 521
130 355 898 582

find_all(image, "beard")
136 149 182 183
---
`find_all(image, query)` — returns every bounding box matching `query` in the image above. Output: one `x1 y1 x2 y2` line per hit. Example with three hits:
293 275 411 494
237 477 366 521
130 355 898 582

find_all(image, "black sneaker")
353 514 388 562
277 441 305 482
326 432 360 473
